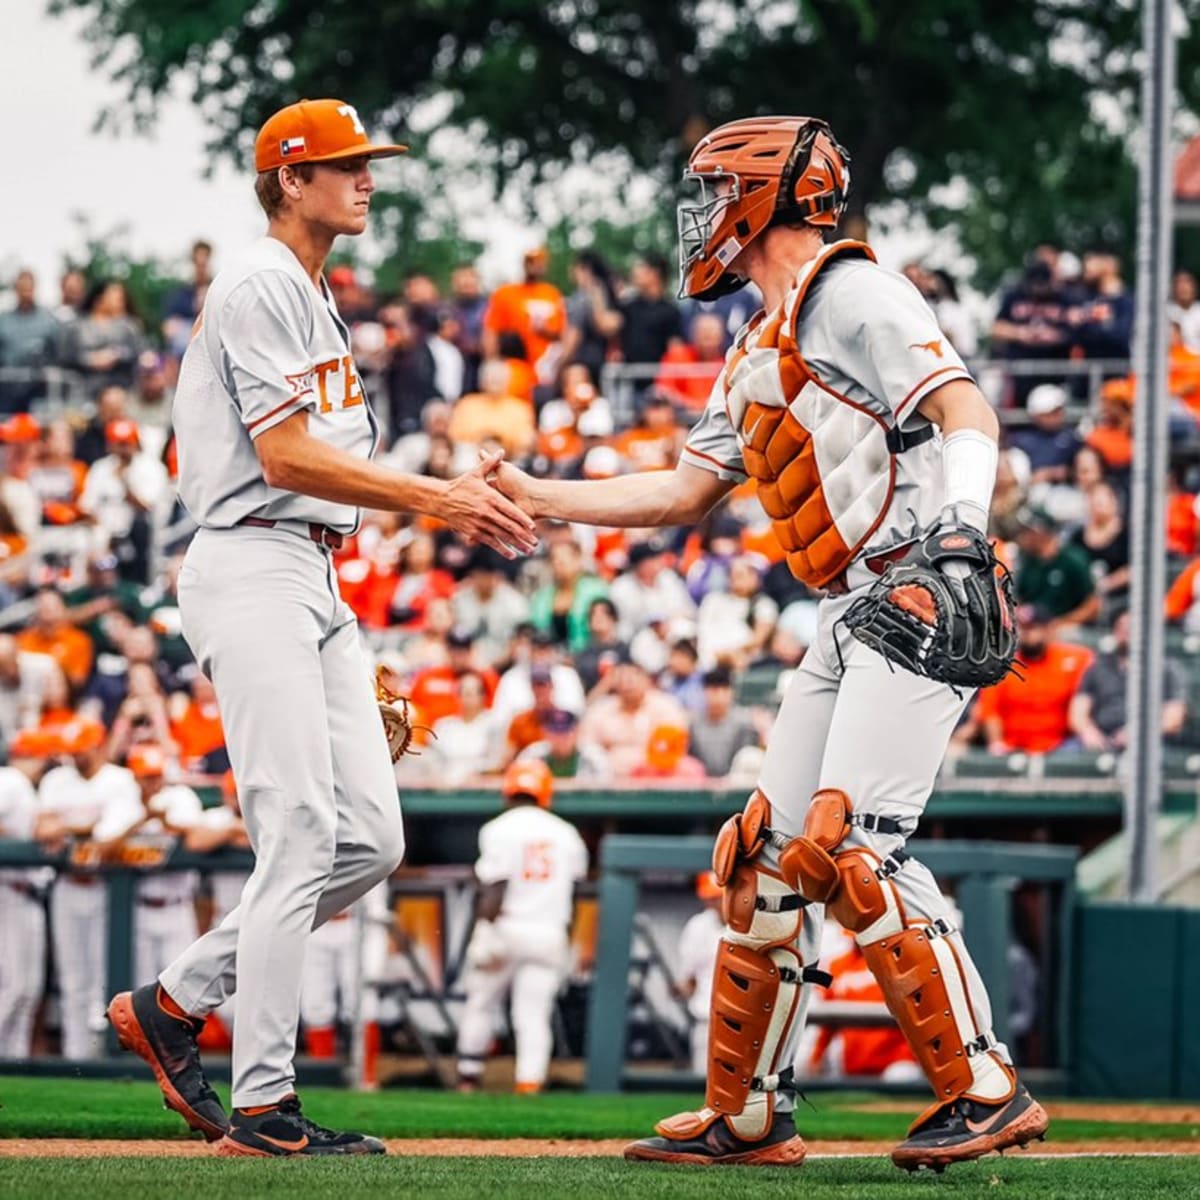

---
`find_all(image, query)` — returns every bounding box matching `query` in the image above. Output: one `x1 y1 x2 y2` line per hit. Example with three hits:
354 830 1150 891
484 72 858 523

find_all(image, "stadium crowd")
0 235 1195 1063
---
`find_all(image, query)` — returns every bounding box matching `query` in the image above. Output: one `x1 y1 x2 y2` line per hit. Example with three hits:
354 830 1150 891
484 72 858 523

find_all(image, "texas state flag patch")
280 137 307 156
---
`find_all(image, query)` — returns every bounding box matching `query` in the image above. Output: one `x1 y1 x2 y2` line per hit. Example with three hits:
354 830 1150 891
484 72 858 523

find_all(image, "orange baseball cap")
646 725 689 772
106 419 140 447
255 99 408 173
8 727 59 759
127 744 169 778
59 717 107 755
0 413 41 444
695 871 722 901
502 759 554 809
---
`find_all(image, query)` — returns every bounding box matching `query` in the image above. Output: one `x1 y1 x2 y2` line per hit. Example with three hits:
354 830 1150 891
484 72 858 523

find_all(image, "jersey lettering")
307 357 364 414
521 841 554 882
337 104 365 135
341 355 363 408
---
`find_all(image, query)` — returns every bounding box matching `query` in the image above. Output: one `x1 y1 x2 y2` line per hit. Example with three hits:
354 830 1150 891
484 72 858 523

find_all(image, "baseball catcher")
842 507 1017 689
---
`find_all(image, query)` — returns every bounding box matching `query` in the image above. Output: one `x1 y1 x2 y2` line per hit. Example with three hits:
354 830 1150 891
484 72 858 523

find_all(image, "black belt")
137 896 185 909
5 880 40 900
237 516 344 551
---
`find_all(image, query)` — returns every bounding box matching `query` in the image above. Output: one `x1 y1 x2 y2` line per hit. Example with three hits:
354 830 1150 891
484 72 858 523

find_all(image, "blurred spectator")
161 240 213 361
676 872 725 1073
1039 443 1107 528
16 588 94 689
1009 385 1081 486
696 554 778 668
397 595 457 672
609 537 695 641
630 723 707 781
54 269 86 325
448 358 535 457
62 553 152 656
928 268 978 357
688 666 759 778
0 269 61 412
1069 481 1129 614
482 247 566 386
659 637 704 715
1013 507 1100 627
29 419 88 525
453 545 530 667
383 399 475 476
572 598 629 692
0 633 56 745
497 331 537 404
0 413 42 542
519 706 610 780
448 263 488 393
990 447 1031 541
614 392 686 472
529 538 608 653
989 260 1071 405
684 515 744 603
75 386 130 466
493 630 586 726
563 252 622 384
1075 250 1133 360
127 352 173 438
79 419 169 583
654 313 726 412
427 672 503 786
1068 611 1185 751
409 628 499 728
383 301 441 439
168 671 226 772
505 664 561 763
1084 377 1134 474
414 302 465 403
1168 269 1200 353
964 606 1093 755
1164 553 1200 631
1166 466 1198 559
61 279 145 396
537 363 615 470
387 530 456 630
33 665 76 738
83 623 163 726
579 658 687 777
107 660 174 760
619 254 682 375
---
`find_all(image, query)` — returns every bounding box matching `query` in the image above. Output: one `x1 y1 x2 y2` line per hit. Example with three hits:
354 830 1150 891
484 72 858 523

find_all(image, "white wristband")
942 429 998 532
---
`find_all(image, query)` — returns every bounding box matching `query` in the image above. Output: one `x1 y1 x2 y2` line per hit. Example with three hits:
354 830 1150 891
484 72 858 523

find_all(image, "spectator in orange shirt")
169 670 225 770
505 664 560 763
1084 377 1133 472
29 419 89 525
654 313 726 412
388 530 457 631
964 606 1093 755
16 588 94 689
614 393 686 472
1166 466 1198 559
1166 556 1200 631
630 723 707 782
482 247 567 384
448 359 536 458
409 627 500 729
579 657 689 777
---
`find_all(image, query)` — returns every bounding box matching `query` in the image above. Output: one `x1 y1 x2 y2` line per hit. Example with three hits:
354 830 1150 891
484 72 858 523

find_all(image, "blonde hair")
254 163 316 218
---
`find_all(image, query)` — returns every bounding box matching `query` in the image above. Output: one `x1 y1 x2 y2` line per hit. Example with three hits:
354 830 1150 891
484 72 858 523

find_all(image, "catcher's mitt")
375 667 432 761
841 519 1017 689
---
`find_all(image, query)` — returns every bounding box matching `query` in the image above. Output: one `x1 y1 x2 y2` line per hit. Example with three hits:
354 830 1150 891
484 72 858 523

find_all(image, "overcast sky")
4 1 944 310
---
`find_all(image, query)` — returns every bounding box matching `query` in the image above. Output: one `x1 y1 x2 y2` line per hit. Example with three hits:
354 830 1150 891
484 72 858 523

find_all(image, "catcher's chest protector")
723 241 895 589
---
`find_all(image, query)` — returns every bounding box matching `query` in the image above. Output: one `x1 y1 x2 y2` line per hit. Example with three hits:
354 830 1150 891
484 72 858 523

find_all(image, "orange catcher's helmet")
502 759 554 809
677 116 851 300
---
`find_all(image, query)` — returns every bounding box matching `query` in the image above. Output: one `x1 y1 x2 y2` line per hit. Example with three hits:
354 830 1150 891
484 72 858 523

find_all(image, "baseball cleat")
107 984 229 1142
891 1084 1049 1172
624 1110 807 1167
216 1094 386 1156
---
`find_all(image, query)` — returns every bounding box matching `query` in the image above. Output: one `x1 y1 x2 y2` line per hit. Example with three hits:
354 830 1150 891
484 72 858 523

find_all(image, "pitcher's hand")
443 451 538 558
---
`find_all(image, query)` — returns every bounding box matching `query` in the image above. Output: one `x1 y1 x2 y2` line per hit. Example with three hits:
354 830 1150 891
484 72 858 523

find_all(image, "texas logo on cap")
255 99 408 174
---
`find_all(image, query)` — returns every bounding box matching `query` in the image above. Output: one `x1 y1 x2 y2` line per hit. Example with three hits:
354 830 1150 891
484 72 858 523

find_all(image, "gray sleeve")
826 265 974 420
217 271 319 440
680 371 748 482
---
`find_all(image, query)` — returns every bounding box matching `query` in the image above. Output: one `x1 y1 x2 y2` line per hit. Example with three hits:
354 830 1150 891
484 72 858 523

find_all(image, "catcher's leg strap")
831 850 1016 1107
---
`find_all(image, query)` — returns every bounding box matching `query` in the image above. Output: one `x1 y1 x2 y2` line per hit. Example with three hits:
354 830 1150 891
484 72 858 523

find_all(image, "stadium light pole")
1126 0 1174 902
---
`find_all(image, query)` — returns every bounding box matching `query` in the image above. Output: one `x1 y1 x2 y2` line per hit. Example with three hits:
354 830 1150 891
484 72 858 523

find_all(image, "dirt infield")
4 1137 1200 1159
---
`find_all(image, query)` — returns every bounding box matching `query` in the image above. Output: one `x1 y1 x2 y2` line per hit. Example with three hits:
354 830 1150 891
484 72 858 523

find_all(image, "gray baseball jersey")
173 236 379 534
682 256 972 587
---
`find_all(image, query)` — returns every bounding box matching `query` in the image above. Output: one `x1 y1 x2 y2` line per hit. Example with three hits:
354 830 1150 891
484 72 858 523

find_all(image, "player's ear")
278 165 304 201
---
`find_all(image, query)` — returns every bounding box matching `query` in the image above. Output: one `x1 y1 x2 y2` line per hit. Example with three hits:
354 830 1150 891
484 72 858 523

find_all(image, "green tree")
54 0 1176 286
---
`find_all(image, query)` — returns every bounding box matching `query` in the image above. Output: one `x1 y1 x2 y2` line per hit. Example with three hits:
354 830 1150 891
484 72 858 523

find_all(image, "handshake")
439 449 541 561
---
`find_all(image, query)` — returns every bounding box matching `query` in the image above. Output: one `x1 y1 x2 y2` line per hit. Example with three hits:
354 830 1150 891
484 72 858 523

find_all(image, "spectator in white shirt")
428 671 503 786
697 554 779 668
609 537 696 642
453 545 530 667
0 634 55 746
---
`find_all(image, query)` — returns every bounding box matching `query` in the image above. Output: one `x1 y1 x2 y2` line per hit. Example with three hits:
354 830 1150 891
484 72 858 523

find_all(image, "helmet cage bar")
677 171 743 296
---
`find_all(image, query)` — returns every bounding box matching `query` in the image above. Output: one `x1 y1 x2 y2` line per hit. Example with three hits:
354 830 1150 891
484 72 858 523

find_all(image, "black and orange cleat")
891 1084 1049 1173
107 984 229 1142
624 1108 806 1167
216 1095 386 1157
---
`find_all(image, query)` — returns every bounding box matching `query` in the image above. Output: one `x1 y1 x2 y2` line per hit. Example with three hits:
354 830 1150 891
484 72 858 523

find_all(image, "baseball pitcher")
493 116 1043 1172
105 97 538 1157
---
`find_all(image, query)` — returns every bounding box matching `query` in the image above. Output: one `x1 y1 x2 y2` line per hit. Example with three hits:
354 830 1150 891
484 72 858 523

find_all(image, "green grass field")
2 1076 1198 1199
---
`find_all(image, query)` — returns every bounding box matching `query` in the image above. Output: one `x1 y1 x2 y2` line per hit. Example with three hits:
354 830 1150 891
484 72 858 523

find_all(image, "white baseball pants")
0 883 46 1057
51 878 107 1059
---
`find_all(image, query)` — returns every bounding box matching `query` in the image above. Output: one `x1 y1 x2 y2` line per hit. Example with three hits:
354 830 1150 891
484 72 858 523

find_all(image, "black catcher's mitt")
842 519 1017 689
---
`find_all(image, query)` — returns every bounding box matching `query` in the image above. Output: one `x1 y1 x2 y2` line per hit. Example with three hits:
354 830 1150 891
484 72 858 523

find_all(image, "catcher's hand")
842 514 1017 689
375 667 432 761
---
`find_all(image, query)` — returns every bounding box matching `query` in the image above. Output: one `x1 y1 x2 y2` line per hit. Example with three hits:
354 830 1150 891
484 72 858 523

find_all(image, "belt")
237 516 344 551
65 873 100 886
826 542 914 597
5 880 40 900
137 896 185 909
